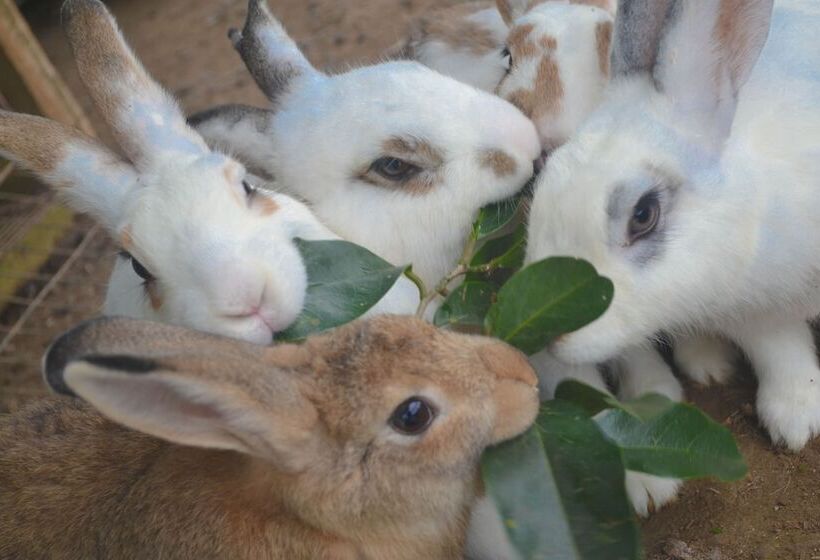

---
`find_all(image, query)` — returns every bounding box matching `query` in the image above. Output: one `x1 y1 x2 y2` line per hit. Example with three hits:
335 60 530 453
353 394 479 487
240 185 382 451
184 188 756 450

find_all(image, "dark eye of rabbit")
242 179 256 198
119 251 155 282
370 157 421 181
628 192 661 243
389 397 435 435
501 47 513 73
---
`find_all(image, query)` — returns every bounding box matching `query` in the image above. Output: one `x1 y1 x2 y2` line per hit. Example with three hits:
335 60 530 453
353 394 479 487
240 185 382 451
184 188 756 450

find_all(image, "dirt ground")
3 0 819 558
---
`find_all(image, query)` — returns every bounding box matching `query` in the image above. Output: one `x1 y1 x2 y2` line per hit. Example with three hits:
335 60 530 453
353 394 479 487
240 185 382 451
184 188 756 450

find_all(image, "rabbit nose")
478 343 538 388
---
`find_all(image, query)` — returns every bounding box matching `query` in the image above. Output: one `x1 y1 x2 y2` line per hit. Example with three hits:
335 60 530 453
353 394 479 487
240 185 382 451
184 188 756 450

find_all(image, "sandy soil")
3 0 818 558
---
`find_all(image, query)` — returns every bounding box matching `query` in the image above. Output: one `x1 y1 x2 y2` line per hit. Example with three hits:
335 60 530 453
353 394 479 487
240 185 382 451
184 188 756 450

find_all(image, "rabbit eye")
389 397 435 435
370 157 421 182
242 180 257 199
501 47 513 73
119 251 154 282
628 192 661 243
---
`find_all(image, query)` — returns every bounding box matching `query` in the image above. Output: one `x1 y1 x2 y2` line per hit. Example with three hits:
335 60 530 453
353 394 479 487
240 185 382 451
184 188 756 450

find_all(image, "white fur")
0 1 418 348
528 0 820 450
193 1 540 289
407 1 615 154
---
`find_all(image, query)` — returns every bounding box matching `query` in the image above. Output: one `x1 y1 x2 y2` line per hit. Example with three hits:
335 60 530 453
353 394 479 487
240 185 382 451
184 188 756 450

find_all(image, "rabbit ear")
188 105 277 177
571 0 617 17
614 0 774 146
45 317 319 472
62 0 210 166
229 0 322 106
0 110 137 231
496 0 532 26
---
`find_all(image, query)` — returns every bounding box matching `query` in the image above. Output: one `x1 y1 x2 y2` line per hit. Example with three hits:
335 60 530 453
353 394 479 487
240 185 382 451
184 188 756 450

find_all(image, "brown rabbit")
0 315 538 559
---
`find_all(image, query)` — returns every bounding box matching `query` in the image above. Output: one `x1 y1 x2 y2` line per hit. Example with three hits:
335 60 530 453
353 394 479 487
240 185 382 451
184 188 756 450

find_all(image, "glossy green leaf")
471 223 527 269
485 257 614 355
278 239 406 341
597 400 748 481
433 280 495 329
473 194 524 240
555 380 674 421
482 400 640 560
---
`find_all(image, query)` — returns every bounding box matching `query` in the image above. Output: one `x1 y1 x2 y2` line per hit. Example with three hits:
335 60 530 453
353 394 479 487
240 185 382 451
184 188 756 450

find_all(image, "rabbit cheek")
490 379 539 443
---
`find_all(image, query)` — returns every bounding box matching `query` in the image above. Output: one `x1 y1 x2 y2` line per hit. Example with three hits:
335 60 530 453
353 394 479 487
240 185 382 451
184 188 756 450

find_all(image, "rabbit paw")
625 471 682 517
757 379 820 451
674 336 735 386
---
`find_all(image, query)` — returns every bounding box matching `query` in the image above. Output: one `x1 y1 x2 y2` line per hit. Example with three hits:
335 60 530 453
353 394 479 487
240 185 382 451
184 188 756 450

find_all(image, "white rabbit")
0 314 539 559
401 0 617 160
527 0 820 453
190 0 541 291
0 0 418 347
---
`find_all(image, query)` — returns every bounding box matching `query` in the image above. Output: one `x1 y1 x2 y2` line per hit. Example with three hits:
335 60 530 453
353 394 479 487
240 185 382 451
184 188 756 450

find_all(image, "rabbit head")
526 0 775 364
43 314 539 551
191 0 541 285
0 0 335 345
495 0 617 156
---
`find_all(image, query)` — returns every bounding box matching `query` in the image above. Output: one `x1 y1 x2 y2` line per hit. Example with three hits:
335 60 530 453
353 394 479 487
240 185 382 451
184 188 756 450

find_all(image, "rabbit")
189 0 541 291
0 314 539 559
526 0 820 453
399 0 617 162
0 0 420 347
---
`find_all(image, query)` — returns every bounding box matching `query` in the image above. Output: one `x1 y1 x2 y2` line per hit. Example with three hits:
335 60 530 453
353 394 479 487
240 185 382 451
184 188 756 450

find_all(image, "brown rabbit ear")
496 0 531 26
229 0 322 105
45 318 320 471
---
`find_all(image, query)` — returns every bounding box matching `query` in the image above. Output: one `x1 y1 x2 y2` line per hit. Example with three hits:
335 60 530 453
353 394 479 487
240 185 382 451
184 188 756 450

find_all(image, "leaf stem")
403 267 427 302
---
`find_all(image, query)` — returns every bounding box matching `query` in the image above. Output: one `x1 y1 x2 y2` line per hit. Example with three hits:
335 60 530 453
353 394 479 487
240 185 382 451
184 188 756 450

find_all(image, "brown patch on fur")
119 226 134 252
540 35 558 51
479 149 517 177
145 281 163 310
596 20 613 77
414 2 499 55
505 49 564 120
0 112 83 174
382 137 444 167
506 24 539 59
496 0 516 26
255 194 279 216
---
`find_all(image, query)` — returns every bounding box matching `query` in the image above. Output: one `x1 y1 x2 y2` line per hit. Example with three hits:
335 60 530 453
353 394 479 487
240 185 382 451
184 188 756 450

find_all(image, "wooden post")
0 0 96 312
0 0 94 135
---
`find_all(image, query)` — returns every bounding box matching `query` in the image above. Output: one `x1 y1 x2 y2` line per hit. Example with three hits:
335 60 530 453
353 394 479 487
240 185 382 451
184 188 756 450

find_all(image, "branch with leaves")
279 193 747 560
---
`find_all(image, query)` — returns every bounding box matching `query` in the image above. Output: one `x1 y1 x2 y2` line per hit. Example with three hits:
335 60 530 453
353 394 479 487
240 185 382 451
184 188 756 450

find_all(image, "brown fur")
1 316 538 559
256 193 280 216
479 149 518 177
506 23 539 59
358 137 446 195
596 20 613 77
505 48 564 120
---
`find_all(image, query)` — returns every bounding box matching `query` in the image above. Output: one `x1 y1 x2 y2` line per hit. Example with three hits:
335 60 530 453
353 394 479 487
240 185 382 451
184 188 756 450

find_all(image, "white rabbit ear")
571 0 617 17
614 0 774 146
46 317 320 472
229 0 322 106
187 105 277 177
496 0 533 25
62 0 210 166
0 110 137 231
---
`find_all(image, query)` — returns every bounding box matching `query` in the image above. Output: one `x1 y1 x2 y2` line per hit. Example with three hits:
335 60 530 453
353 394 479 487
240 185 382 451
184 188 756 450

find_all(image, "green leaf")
278 239 406 341
473 194 523 240
596 400 748 481
433 280 495 329
482 400 640 560
470 223 527 271
555 380 675 421
485 257 614 355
